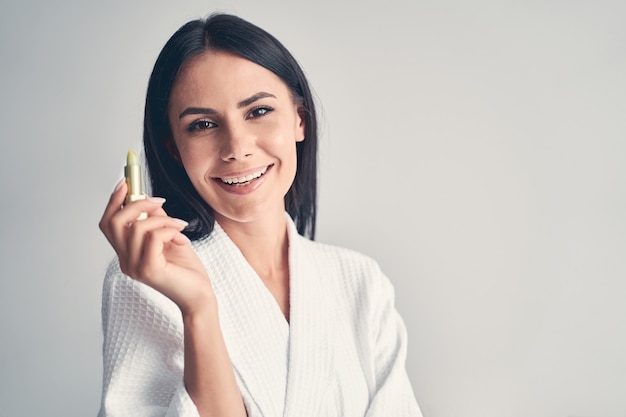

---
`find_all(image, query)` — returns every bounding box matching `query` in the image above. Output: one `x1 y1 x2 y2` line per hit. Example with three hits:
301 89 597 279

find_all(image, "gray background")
1 1 625 416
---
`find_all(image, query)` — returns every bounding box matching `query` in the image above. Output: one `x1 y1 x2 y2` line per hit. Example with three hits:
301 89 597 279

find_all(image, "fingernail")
173 218 189 227
148 197 166 204
114 178 125 192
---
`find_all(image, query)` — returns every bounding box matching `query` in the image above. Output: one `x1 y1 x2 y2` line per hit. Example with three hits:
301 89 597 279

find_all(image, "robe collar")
193 216 334 417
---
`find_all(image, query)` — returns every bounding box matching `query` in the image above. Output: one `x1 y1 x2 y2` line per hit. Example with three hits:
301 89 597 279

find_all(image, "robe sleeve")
365 268 424 417
98 260 200 417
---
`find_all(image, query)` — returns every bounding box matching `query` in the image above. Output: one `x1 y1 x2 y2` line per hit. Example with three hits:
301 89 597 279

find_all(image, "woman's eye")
248 106 274 119
187 120 216 132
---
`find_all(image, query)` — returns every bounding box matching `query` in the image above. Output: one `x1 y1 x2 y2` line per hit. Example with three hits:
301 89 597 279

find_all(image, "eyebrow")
237 91 276 108
178 107 216 119
178 91 277 119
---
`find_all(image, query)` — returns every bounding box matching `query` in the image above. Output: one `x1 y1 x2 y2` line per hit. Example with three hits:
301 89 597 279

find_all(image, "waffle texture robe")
98 218 422 417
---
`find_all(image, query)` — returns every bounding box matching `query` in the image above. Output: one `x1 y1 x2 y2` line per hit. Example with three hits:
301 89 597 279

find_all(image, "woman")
98 13 422 417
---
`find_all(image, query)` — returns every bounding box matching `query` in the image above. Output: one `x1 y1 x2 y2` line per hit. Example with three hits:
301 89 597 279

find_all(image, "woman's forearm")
183 306 247 417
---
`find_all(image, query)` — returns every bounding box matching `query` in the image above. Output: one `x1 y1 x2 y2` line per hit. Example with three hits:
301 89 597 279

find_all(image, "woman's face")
168 50 305 225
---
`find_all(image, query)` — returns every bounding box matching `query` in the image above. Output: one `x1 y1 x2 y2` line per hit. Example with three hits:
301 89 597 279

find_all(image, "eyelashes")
185 106 275 133
186 120 216 132
247 105 274 119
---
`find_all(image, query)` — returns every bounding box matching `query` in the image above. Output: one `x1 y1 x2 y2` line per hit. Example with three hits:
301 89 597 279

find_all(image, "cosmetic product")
124 149 148 220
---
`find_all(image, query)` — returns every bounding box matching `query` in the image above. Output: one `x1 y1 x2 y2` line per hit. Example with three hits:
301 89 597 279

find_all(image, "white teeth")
220 166 268 185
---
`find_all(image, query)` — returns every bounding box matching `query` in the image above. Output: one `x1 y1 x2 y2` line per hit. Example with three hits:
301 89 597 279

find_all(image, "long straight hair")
143 13 318 240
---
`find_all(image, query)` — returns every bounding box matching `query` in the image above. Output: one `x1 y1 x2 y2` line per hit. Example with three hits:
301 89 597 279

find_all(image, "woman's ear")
296 106 306 142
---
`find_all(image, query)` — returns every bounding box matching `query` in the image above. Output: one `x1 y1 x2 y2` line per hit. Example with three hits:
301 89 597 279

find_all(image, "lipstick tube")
124 149 148 220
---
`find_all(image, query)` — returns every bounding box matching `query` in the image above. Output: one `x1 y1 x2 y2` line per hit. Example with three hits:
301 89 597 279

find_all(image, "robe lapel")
283 222 335 417
194 223 290 417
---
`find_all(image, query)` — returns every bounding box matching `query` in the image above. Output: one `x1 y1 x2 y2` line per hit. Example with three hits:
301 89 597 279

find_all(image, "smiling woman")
97 13 422 417
168 51 305 232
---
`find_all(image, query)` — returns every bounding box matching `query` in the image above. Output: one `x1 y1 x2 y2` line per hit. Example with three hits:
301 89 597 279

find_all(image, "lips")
216 164 272 186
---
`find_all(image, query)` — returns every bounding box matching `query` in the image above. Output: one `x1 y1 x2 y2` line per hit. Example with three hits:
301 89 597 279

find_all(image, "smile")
218 165 272 186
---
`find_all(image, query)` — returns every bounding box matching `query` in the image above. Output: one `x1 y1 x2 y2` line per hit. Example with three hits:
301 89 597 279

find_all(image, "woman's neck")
216 210 289 283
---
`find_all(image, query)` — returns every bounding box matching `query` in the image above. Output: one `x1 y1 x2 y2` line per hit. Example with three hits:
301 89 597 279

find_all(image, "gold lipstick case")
124 149 148 220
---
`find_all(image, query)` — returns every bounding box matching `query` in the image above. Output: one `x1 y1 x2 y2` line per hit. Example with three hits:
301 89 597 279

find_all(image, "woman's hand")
100 180 246 416
99 179 215 316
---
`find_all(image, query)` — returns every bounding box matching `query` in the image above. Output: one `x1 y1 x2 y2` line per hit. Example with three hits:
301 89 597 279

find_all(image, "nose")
220 122 255 161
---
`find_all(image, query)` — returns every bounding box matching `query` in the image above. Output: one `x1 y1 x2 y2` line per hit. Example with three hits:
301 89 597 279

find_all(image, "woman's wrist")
178 282 219 320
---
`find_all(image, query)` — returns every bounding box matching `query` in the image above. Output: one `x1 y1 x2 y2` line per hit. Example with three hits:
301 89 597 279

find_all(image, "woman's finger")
124 216 188 277
99 179 127 236
121 197 167 223
106 197 166 249
128 225 189 285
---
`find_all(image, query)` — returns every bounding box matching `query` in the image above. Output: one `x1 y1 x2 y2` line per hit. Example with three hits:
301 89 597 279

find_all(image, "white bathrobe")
98 218 422 417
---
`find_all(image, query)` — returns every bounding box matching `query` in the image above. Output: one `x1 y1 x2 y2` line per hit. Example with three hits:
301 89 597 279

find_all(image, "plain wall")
0 1 624 416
